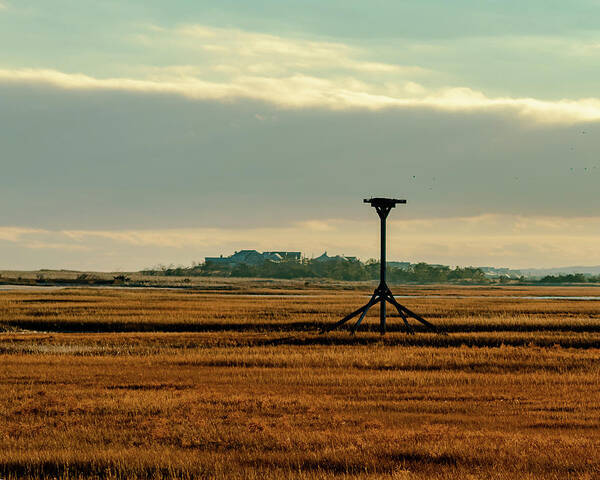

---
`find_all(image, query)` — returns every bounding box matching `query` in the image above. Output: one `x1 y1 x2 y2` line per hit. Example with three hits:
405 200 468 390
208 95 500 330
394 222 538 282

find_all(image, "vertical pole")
380 210 386 334
380 212 386 285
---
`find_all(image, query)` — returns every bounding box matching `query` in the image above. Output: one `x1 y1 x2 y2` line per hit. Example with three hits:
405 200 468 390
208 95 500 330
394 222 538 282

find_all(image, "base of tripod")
320 283 444 335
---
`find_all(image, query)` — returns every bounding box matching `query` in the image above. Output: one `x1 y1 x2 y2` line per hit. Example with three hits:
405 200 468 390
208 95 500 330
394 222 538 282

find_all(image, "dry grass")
1 286 600 479
0 270 373 291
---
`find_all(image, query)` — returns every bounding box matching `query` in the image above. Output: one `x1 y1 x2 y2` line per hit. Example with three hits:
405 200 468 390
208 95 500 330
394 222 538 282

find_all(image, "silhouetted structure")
321 197 444 335
206 250 301 265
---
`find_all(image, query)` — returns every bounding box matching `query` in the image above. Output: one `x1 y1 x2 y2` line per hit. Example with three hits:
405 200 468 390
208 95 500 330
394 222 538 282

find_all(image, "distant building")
204 254 231 265
312 252 356 262
387 261 411 270
262 252 283 262
479 266 522 278
205 250 302 266
263 251 301 261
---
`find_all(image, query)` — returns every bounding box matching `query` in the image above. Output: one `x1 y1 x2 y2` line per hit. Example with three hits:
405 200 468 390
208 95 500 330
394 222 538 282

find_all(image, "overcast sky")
2 1 600 270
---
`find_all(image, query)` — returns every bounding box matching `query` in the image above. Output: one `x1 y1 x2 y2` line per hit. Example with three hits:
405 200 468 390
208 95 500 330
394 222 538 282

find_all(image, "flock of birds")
568 130 595 175
407 128 596 188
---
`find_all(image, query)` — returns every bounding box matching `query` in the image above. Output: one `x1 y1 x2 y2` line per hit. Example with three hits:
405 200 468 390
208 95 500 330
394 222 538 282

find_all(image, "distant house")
204 254 231 265
205 250 302 266
262 252 283 262
264 251 301 261
205 250 262 266
479 266 522 278
234 250 270 265
313 252 355 262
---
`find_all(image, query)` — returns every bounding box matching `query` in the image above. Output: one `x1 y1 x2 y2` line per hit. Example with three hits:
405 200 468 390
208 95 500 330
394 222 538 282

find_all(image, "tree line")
538 273 600 283
143 259 489 283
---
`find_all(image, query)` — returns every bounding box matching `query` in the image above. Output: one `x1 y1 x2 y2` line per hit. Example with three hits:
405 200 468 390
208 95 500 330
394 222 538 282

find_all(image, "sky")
1 0 600 271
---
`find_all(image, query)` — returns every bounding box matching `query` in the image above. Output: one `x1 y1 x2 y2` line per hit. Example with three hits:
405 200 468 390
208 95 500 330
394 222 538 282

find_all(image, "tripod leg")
350 295 378 335
380 297 386 335
320 301 372 334
402 304 444 334
387 295 445 334
385 295 414 334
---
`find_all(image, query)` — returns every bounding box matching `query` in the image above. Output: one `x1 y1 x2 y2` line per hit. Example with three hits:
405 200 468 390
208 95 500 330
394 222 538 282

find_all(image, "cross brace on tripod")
321 197 445 336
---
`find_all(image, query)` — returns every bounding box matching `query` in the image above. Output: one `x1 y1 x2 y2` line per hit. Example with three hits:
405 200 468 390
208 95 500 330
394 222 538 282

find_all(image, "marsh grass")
1 286 600 479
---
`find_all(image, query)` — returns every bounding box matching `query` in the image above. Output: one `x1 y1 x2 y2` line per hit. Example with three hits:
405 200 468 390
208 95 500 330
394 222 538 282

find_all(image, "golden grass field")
1 284 600 479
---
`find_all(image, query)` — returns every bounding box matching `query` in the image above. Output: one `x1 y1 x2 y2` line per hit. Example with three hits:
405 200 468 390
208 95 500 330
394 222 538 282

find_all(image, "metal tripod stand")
321 197 443 335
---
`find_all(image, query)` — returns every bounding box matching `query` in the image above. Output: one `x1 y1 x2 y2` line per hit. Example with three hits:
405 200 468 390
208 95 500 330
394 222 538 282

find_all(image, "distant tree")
141 258 488 283
230 263 256 277
539 273 587 283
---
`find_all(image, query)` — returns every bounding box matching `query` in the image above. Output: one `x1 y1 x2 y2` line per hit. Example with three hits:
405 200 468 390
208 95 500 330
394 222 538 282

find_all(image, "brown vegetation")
1 286 600 479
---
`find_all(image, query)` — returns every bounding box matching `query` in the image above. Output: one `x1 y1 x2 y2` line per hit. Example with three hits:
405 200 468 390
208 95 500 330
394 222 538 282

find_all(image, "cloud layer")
2 81 599 230
3 65 600 124
3 23 600 124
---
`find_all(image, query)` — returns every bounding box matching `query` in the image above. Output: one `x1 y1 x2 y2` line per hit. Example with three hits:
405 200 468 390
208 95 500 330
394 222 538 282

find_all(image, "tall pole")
380 212 386 285
380 210 386 334
321 197 442 336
